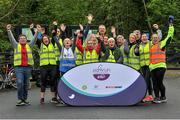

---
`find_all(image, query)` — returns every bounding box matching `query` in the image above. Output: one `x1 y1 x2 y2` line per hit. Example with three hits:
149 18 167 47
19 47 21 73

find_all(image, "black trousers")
40 65 57 92
141 66 153 95
151 68 166 98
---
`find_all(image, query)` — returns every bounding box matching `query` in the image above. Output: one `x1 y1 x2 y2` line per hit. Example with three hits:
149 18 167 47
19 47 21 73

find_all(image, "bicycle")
0 62 17 90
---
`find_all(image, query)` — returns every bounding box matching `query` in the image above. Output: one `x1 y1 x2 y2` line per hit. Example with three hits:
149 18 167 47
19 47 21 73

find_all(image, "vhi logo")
92 64 111 81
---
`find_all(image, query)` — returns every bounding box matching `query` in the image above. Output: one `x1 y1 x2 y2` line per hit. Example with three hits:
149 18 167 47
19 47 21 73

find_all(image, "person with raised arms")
6 24 39 106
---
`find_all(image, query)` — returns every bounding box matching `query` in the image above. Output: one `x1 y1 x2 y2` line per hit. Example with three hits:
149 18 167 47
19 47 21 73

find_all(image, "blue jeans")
15 66 32 101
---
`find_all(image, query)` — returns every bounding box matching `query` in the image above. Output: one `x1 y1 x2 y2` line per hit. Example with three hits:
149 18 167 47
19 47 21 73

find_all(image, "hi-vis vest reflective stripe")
40 43 57 66
59 47 76 72
54 44 60 62
14 44 34 66
128 45 140 70
83 50 99 64
139 41 150 67
150 43 166 64
106 50 116 62
75 47 83 65
119 45 128 65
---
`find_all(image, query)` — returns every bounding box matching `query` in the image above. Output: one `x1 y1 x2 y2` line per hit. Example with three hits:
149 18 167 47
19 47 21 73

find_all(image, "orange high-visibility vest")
150 44 166 64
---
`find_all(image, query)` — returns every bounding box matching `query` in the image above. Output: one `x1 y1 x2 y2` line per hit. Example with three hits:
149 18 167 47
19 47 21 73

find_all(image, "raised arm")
30 23 35 36
28 24 41 47
110 26 116 39
76 37 84 53
160 25 174 50
6 24 18 48
60 23 67 41
84 14 93 40
52 36 62 52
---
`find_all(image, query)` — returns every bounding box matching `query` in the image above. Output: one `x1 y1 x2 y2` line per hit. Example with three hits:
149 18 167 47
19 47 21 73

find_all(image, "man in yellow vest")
139 33 153 102
7 24 39 106
150 23 174 104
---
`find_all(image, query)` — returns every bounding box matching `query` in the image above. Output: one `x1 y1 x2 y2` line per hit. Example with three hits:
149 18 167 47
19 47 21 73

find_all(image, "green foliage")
147 0 180 55
0 0 179 54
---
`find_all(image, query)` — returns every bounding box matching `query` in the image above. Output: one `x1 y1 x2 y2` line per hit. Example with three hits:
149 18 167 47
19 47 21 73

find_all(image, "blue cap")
169 15 174 23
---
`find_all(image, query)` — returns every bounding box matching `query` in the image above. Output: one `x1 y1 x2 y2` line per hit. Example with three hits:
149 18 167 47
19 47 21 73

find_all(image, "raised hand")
6 24 12 31
87 14 93 24
53 21 58 26
60 24 66 32
79 24 83 31
52 30 56 34
111 26 116 34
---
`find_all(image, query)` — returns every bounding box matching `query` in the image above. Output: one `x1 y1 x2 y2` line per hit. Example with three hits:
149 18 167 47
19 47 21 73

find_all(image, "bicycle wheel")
0 73 4 90
8 69 17 89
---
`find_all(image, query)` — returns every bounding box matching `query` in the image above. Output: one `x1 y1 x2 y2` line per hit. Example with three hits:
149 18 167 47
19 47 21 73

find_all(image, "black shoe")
160 97 168 103
16 100 25 106
153 97 162 104
40 98 44 104
51 97 59 104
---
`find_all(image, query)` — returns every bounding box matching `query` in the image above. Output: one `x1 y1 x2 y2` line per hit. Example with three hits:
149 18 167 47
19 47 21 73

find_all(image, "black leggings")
151 68 166 98
40 65 57 92
141 66 152 95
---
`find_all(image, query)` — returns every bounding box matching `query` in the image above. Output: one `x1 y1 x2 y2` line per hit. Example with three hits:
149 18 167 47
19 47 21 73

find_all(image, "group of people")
6 14 175 106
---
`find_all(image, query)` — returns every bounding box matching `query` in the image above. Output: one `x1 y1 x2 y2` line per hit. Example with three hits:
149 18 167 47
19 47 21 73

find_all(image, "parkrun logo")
92 64 111 81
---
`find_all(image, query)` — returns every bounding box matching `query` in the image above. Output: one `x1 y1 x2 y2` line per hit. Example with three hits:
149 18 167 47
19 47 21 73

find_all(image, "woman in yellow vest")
76 34 101 64
7 24 39 106
150 24 174 104
138 33 153 102
101 37 123 63
37 34 59 104
128 33 140 71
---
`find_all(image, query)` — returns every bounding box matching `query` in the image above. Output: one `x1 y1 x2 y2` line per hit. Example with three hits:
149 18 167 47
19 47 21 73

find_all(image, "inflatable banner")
58 63 147 106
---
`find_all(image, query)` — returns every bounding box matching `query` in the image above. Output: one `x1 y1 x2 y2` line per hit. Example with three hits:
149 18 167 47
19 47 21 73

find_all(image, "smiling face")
141 34 148 44
86 40 94 50
152 34 160 45
19 35 27 45
63 38 72 48
42 36 50 45
108 38 115 48
89 34 97 46
129 33 136 44
116 35 125 46
134 30 141 40
98 25 106 35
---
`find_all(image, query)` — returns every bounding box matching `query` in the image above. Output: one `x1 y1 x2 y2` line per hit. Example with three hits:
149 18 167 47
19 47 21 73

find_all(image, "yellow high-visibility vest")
128 45 140 70
139 41 150 67
83 50 99 64
40 43 57 66
14 44 34 66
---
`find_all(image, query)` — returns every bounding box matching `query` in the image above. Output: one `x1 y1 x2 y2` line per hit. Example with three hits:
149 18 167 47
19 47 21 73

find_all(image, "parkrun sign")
58 63 147 106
